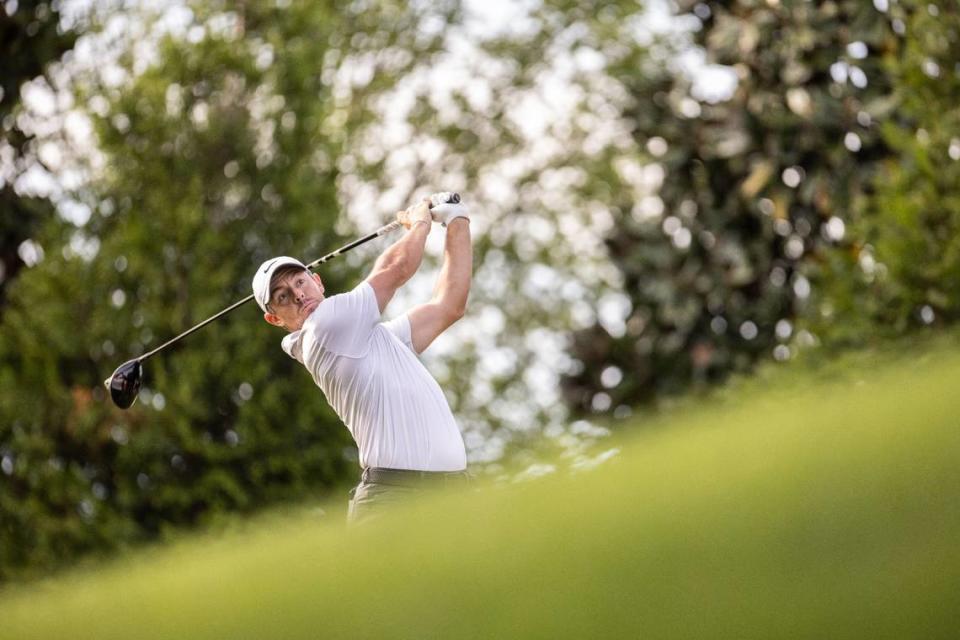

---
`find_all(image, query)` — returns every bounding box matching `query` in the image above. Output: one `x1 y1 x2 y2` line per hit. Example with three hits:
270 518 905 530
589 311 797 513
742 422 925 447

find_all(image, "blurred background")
1 0 958 581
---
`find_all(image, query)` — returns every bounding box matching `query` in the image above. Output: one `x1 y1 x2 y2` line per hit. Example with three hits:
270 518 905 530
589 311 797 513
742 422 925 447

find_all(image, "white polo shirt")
281 281 467 472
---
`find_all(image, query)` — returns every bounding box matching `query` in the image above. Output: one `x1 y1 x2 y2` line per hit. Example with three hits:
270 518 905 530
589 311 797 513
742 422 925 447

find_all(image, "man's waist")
361 467 470 487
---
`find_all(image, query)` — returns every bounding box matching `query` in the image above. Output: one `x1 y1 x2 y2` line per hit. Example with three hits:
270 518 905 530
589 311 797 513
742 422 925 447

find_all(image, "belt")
362 467 470 487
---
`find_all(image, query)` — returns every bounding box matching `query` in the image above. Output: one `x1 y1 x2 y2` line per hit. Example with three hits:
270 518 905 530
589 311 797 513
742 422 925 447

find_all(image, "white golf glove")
430 193 470 227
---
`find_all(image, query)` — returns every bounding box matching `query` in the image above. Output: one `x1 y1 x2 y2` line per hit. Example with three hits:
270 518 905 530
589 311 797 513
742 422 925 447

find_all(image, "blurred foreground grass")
2 339 959 639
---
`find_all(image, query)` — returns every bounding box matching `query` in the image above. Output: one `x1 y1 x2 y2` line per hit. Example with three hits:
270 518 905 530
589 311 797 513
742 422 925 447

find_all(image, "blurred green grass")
2 339 959 639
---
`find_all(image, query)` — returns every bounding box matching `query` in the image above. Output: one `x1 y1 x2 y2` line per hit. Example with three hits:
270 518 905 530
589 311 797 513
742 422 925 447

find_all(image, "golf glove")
431 196 470 227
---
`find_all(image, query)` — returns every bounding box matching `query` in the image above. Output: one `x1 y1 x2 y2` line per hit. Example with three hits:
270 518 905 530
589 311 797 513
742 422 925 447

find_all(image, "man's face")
263 269 325 332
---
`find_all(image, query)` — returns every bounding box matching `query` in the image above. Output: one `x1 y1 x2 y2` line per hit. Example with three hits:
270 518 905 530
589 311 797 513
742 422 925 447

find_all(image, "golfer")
251 194 472 523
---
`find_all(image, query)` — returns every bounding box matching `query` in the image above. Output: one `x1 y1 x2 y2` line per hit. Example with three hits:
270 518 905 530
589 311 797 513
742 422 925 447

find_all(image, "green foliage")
3 335 960 638
0 1 459 580
0 0 76 308
560 0 902 412
815 1 960 338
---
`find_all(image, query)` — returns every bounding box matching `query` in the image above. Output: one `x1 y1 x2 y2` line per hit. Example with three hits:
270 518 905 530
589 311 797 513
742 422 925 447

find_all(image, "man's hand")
396 198 433 230
431 199 470 227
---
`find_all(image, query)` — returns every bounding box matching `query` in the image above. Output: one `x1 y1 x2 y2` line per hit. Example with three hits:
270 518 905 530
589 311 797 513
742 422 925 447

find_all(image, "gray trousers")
347 467 469 525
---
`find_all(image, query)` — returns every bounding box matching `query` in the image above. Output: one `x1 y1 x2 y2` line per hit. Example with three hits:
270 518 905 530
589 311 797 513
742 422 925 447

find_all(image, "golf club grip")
305 192 459 269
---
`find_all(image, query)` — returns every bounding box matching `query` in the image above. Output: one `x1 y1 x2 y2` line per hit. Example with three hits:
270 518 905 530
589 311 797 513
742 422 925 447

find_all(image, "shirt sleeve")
304 281 381 358
383 313 415 352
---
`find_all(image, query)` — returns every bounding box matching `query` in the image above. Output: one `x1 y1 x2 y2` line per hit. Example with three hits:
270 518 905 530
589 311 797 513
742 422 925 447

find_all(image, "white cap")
252 256 307 312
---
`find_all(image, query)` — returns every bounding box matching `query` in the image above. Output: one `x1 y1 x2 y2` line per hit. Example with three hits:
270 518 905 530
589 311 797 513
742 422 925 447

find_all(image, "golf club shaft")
305 220 401 270
137 220 403 363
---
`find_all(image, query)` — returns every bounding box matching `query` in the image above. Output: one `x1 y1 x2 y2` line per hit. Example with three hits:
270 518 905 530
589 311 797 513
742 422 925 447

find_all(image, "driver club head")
104 359 143 409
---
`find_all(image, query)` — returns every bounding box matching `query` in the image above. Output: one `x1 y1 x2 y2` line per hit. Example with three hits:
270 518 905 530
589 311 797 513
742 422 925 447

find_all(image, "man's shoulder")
324 281 374 308
297 281 379 359
311 282 373 324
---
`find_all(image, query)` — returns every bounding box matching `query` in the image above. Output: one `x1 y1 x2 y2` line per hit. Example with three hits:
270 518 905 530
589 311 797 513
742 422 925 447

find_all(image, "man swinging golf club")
251 193 471 523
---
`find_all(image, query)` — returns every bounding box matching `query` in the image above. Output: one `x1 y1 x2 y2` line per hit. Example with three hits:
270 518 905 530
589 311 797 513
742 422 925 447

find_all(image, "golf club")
104 192 460 409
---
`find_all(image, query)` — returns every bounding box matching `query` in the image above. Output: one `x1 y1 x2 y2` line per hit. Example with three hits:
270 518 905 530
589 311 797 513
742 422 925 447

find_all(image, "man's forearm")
431 219 472 317
374 220 430 284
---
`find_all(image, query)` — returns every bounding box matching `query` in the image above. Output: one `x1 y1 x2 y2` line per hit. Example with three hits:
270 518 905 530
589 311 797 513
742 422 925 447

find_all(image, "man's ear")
312 272 324 294
264 312 285 328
